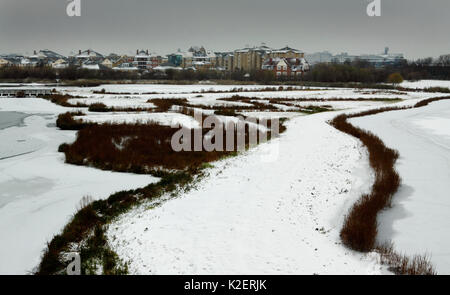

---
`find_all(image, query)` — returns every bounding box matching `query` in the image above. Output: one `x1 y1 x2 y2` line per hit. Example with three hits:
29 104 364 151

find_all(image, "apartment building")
134 50 151 70
269 46 304 59
169 46 216 70
215 52 234 71
233 45 305 72
233 45 271 72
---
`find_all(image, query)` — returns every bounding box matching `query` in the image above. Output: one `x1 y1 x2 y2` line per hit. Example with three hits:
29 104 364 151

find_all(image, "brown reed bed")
59 122 231 173
92 85 313 96
42 93 88 107
58 108 285 175
56 111 92 130
331 107 404 252
87 102 155 113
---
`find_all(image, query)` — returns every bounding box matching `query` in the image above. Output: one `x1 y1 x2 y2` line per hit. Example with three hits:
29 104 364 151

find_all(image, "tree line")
1 57 449 83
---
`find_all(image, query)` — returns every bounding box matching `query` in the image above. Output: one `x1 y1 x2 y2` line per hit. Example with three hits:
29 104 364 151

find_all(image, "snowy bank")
350 99 450 274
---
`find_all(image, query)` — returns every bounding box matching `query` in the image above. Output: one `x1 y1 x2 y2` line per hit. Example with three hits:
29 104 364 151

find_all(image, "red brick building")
262 57 310 78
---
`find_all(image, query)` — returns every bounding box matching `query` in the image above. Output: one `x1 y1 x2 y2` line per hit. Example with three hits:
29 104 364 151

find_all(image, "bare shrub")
377 243 436 275
148 98 189 112
42 93 88 107
414 96 450 108
77 195 94 211
88 102 108 112
56 111 91 130
15 91 26 98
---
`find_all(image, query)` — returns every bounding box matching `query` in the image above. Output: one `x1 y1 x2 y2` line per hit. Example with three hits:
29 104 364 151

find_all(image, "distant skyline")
1 0 449 59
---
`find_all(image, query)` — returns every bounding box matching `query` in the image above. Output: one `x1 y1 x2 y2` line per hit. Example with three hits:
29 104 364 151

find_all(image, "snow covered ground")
239 111 303 120
401 80 450 89
0 98 157 275
68 96 156 109
75 112 201 128
350 99 450 274
62 85 446 113
65 86 431 103
1 81 448 275
107 110 388 274
283 100 390 110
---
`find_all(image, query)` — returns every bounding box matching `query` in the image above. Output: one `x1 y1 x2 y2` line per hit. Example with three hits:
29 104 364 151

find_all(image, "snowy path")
0 99 157 275
108 112 385 274
351 100 450 274
401 80 450 90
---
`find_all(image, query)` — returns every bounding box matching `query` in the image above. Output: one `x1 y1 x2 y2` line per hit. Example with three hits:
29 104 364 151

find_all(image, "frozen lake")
0 111 28 130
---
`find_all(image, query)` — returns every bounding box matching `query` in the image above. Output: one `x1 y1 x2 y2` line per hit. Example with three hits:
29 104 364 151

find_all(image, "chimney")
79 50 81 54
88 49 90 55
34 50 37 55
137 49 139 55
146 50 149 55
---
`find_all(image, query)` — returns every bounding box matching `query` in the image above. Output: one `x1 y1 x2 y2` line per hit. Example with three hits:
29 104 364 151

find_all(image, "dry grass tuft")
377 243 436 275
42 93 88 107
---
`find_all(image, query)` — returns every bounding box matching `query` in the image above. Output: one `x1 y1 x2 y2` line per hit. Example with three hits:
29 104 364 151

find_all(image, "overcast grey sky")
0 0 448 59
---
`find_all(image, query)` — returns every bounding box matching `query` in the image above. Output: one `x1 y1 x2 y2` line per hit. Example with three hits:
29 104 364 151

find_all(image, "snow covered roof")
192 61 211 66
273 46 303 54
113 66 139 71
37 49 66 60
181 51 194 58
205 51 216 58
74 49 104 58
235 48 251 53
136 50 151 58
82 64 100 70
20 58 37 65
153 63 183 71
235 46 273 54
53 58 68 64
